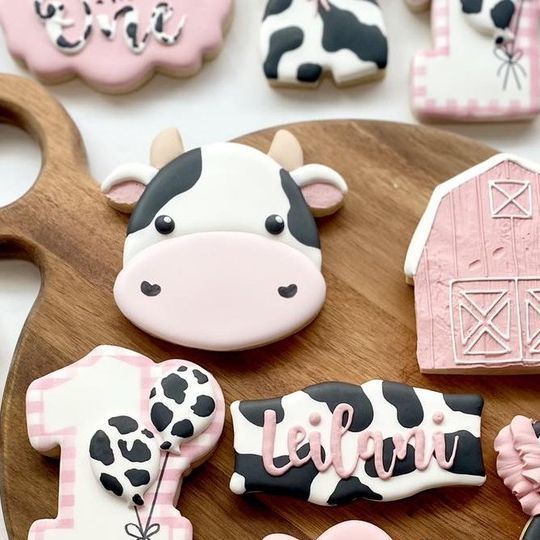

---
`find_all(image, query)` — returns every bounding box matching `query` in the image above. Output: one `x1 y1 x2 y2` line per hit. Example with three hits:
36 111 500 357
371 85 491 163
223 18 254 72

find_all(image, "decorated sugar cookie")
495 416 540 539
230 380 486 505
26 345 224 539
102 129 348 351
264 521 392 540
406 154 540 374
409 0 540 121
261 0 388 87
0 0 233 93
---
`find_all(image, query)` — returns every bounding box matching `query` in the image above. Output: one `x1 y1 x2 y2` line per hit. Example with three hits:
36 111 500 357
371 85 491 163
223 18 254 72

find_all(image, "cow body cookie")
405 154 540 374
0 0 233 93
409 0 540 121
102 129 348 351
230 380 486 505
261 0 388 87
26 345 225 539
264 521 392 540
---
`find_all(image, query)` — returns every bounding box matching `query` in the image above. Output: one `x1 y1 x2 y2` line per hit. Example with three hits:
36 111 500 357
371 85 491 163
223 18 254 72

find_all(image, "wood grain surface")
0 74 537 540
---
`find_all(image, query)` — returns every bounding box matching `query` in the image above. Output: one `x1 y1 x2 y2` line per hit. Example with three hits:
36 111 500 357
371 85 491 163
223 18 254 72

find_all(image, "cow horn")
268 129 304 171
150 127 185 169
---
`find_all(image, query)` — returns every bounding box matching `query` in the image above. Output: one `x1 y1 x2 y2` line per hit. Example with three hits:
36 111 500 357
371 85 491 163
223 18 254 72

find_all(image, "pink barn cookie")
495 416 540 539
405 154 540 374
408 0 540 121
0 0 233 93
264 521 392 540
26 345 225 539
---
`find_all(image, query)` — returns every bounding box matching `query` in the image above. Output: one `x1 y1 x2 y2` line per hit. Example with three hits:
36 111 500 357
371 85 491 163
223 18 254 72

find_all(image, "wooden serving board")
0 74 537 540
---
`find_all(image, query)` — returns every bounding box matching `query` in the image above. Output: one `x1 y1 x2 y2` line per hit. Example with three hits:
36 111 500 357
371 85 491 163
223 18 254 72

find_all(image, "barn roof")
404 153 540 282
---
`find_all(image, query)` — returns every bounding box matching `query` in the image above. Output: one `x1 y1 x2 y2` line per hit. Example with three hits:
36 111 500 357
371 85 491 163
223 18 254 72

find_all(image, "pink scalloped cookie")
264 521 392 540
0 0 233 93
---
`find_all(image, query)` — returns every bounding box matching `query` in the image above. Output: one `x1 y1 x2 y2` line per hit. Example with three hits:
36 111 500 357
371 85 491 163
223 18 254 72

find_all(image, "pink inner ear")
106 181 146 206
301 183 344 211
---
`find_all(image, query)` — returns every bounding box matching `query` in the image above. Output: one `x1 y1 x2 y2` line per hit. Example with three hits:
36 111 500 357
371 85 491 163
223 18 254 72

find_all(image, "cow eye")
265 214 285 235
155 215 175 235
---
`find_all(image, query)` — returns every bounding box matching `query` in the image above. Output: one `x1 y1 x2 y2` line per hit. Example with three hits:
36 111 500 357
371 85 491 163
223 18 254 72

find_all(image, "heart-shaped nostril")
278 284 298 298
141 281 162 297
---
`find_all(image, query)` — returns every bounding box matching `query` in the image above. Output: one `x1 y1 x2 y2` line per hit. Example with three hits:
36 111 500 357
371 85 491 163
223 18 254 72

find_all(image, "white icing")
290 164 348 193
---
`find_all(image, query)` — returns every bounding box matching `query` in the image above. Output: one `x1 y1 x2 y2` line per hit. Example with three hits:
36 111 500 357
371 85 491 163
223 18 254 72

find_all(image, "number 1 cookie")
0 0 233 93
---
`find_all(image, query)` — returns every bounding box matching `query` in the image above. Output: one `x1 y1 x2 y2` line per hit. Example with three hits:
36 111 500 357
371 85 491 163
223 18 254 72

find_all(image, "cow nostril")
141 281 162 297
278 284 298 299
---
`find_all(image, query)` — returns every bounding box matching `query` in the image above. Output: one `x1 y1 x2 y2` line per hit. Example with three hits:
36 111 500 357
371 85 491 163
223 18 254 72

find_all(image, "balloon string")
143 452 171 534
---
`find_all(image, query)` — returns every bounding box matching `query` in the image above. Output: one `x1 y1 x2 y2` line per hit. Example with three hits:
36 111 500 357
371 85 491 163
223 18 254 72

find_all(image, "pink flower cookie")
264 521 392 540
0 0 233 93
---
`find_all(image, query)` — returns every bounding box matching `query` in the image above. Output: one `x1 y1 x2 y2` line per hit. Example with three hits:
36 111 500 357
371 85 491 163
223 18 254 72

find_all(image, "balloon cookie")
408 0 540 121
261 0 388 87
264 521 392 540
26 345 225 539
495 416 540 540
102 128 348 351
230 380 486 505
0 0 233 93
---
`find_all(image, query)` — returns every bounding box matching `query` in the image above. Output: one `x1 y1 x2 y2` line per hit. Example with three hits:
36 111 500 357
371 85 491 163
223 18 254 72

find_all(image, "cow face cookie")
409 0 540 121
230 380 486 506
264 521 392 540
0 0 233 93
102 129 348 351
26 345 225 540
261 0 388 87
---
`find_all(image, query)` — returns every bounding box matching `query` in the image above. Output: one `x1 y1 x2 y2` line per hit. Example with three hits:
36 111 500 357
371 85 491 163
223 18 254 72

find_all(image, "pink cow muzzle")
114 232 326 351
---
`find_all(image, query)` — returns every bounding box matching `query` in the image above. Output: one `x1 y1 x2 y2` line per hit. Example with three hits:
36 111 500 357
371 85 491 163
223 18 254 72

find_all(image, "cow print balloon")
89 415 160 507
149 365 216 454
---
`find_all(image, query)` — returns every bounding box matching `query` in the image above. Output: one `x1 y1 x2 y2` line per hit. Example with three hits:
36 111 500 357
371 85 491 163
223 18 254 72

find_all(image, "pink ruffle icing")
495 415 540 517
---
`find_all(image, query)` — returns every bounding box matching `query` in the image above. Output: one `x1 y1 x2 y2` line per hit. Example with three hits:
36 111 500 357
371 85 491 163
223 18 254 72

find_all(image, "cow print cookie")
26 345 225 540
261 0 388 87
0 0 233 93
264 520 392 540
409 0 540 121
102 128 348 351
230 380 486 506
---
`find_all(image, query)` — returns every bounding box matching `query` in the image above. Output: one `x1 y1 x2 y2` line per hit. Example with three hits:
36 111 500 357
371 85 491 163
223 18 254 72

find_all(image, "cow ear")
102 163 158 214
290 164 348 218
150 127 185 168
268 129 304 171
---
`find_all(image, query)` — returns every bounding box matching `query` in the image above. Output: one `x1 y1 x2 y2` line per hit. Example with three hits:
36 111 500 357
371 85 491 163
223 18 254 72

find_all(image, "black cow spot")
365 439 417 478
239 397 285 427
132 494 144 506
263 0 293 19
141 281 161 297
320 5 388 69
443 394 484 416
460 0 483 13
328 477 383 505
193 369 209 384
142 429 154 439
100 473 123 497
523 516 540 540
56 36 82 49
149 388 157 399
303 382 373 432
297 63 323 84
151 402 174 432
161 373 188 404
382 381 424 428
177 366 188 372
278 284 298 298
264 27 304 80
90 430 114 466
192 395 216 417
161 442 172 450
171 419 195 438
108 416 139 435
533 421 540 438
125 469 151 487
118 439 152 463
445 431 485 477
281 170 320 249
128 148 203 235
491 0 516 30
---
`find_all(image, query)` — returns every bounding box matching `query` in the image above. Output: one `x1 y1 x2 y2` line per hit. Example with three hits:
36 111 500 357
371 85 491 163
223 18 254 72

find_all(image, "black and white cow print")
461 0 517 40
149 366 217 454
261 0 388 86
89 415 161 507
230 380 486 506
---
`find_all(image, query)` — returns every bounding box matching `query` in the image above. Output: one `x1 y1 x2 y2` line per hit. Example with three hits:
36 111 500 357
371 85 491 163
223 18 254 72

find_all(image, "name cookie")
495 415 540 540
230 380 486 505
408 0 540 121
406 154 540 374
261 0 388 87
0 0 233 93
264 521 392 540
26 345 224 539
102 128 348 351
